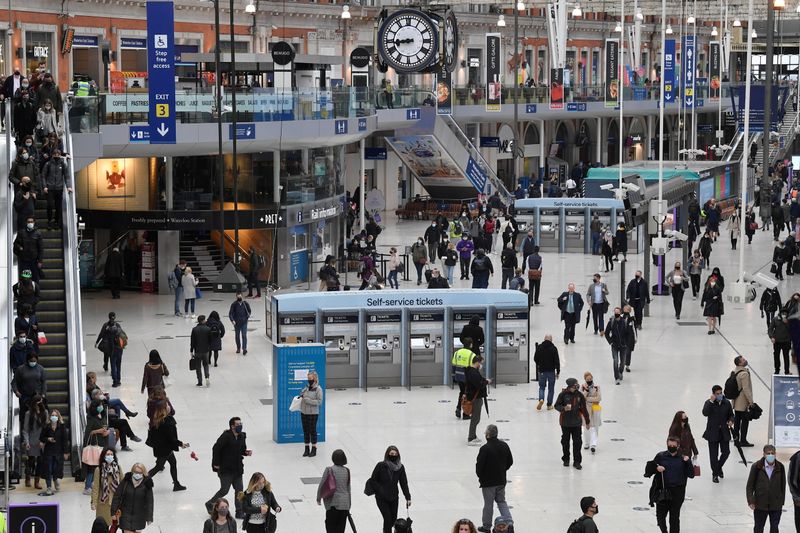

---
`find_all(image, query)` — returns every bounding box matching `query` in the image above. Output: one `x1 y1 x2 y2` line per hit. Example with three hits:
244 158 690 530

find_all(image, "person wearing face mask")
21 394 47 491
667 262 688 320
668 411 699 463
36 73 62 113
424 219 442 262
12 89 37 142
580 372 602 454
91 448 122 524
644 436 695 533
586 274 609 335
203 498 237 533
13 214 43 282
521 229 536 265
470 249 494 289
465 356 491 446
13 77 34 106
206 417 252 518
557 283 584 345
367 445 411 533
567 496 599 533
456 234 475 280
442 242 459 286
42 148 71 229
411 236 428 285
554 378 591 469
625 270 650 329
13 179 36 231
769 310 792 374
701 276 724 334
475 426 513 533
228 291 252 355
702 385 734 483
82 399 110 494
746 445 786 533
299 370 323 457
10 146 39 192
772 239 787 281
11 352 46 428
37 408 68 496
688 250 705 300
603 307 629 385
36 97 63 142
10 329 36 369
111 463 154 532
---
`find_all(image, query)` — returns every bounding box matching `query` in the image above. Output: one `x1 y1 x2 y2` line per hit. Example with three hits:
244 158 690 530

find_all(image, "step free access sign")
147 0 176 144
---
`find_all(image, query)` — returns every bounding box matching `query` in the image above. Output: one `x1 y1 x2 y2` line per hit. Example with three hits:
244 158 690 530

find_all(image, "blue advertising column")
273 344 326 443
147 0 176 144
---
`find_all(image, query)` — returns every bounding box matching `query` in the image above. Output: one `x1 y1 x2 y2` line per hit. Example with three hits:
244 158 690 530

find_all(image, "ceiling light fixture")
498 14 506 26
341 4 351 19
635 8 644 20
245 0 256 13
666 24 674 34
711 25 718 36
614 21 622 32
733 18 742 26
774 0 786 9
572 3 583 17
687 15 695 24
517 0 526 11
752 28 758 37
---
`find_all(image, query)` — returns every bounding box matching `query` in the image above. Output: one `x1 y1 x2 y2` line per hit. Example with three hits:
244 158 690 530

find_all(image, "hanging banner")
146 0 176 144
709 41 721 100
549 68 564 110
663 39 676 104
682 34 696 108
486 33 501 112
604 39 619 108
436 66 452 115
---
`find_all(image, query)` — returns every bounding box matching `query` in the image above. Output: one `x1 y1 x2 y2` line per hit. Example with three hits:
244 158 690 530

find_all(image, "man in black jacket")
500 242 517 289
460 316 485 354
476 424 513 533
554 378 590 469
625 270 650 329
206 417 251 518
533 335 560 410
604 307 629 385
465 356 490 446
644 436 695 533
104 247 124 299
702 384 734 483
14 216 43 283
521 230 536 264
427 268 450 289
191 315 213 387
424 220 442 261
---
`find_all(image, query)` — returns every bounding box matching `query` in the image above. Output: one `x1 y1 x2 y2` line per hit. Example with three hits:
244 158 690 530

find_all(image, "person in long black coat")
206 310 226 367
146 404 188 491
367 446 411 533
702 278 724 334
702 384 734 482
104 247 124 299
12 91 37 142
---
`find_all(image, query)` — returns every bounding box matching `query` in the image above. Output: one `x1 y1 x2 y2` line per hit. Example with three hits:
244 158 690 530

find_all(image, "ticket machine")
365 311 402 387
276 314 317 344
538 210 559 250
564 209 585 252
408 310 445 386
494 309 530 383
322 311 360 388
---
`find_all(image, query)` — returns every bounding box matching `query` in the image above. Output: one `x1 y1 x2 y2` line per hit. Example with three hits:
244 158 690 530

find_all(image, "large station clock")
442 9 458 72
377 8 440 73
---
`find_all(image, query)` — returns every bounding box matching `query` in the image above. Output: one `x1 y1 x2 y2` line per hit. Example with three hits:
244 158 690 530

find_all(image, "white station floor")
13 214 800 532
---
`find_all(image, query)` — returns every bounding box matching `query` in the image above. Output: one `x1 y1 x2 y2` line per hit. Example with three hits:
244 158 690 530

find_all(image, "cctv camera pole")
735 0 754 299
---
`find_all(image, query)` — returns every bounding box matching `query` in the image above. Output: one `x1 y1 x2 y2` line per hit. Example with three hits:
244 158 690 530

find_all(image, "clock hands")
393 38 415 45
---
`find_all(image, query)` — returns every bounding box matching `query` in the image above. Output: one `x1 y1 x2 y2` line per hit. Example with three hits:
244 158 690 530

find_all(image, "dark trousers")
753 509 782 533
603 253 614 271
611 347 624 380
625 347 634 367
468 397 483 441
107 277 122 299
707 440 730 476
301 413 319 445
530 279 541 304
656 484 686 533
376 497 399 533
774 341 792 373
194 352 210 383
501 268 513 289
110 347 123 385
148 452 179 483
459 257 471 279
212 349 220 366
631 302 644 328
560 425 582 465
235 322 248 351
734 411 750 443
247 276 261 297
472 271 489 289
672 287 684 317
765 311 776 329
690 274 701 297
563 312 577 342
414 262 423 284
795 501 800 532
102 348 111 371
325 508 349 533
591 303 605 333
206 472 244 514
108 417 136 447
45 189 63 224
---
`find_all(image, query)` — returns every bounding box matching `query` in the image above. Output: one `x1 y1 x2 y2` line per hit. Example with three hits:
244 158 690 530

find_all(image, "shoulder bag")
460 390 480 416
81 434 102 466
265 491 278 533
319 467 337 500
654 472 672 504
189 355 198 372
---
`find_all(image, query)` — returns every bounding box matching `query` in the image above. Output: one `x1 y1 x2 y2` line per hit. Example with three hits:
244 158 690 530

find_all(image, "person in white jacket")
580 372 602 454
182 266 198 318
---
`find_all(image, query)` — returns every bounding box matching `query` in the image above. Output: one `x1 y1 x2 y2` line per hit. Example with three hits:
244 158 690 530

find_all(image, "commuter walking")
702 275 724 334
688 250 705 299
11 352 47 428
533 335 560 411
246 246 263 298
746 445 786 533
554 377 591 469
465 356 490 446
460 315 485 354
614 223 628 262
424 220 442 262
604 307 629 385
746 208 757 244
601 232 615 272
21 395 46 491
203 498 237 533
521 230 536 264
621 305 637 371
300 370 323 457
586 274 609 335
316 449 351 533
699 231 713 266
470 249 494 288
240 472 282 533
411 237 428 285
625 270 650 329
457 234 475 280
90 448 122 524
191 315 212 387
499 242 517 289
668 411 699 462
773 240 787 281
452 338 478 419
387 248 402 289
702 385 734 483
140 349 169 396
207 311 226 367
182 266 198 318
557 283 584 344
787 449 800 531
171 259 186 316
769 311 792 374
367 446 411 533
476 425 513 533
110 463 154 533
731 356 755 447
228 291 252 355
145 402 188 491
206 417 251 518
667 262 689 320
580 372 601 454
39 408 69 495
103 246 124 299
644 436 695 533
442 242 458 286
524 246 542 305
728 210 741 249
568 497 600 533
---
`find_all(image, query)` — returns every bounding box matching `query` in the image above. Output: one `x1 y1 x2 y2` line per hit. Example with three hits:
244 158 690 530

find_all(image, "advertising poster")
773 375 800 447
486 33 501 112
436 66 452 115
550 68 564 110
663 39 676 104
682 34 696 108
385 135 468 187
605 39 619 108
273 344 326 444
709 41 721 100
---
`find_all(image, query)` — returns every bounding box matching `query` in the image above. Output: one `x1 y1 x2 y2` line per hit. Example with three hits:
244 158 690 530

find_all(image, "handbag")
460 390 480 416
654 473 672 504
747 403 763 420
289 396 302 412
771 263 779 274
195 287 203 299
189 356 198 371
81 434 102 466
319 467 338 500
682 278 689 289
693 462 701 477
363 478 376 496
37 331 48 345
591 403 602 412
97 338 109 353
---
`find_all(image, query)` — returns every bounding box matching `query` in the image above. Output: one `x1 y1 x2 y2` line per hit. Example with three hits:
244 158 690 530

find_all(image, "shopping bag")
195 287 203 299
81 435 102 466
37 331 48 345
289 396 302 412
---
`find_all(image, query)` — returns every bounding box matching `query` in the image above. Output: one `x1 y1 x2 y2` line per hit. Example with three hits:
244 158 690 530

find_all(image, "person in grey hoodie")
41 149 71 229
300 370 323 457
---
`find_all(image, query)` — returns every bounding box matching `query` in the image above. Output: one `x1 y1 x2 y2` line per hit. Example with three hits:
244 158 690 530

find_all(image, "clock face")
378 9 439 73
444 11 458 72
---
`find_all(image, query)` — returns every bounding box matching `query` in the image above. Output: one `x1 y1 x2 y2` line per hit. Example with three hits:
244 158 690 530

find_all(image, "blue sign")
480 136 500 148
129 126 150 143
174 43 198 66
773 375 800 447
120 37 147 49
364 147 387 160
273 344 326 444
334 119 348 135
682 35 696 108
663 39 675 104
465 157 489 193
358 117 367 131
696 99 704 108
147 0 176 144
566 102 587 112
73 35 98 47
228 123 256 140
289 249 309 282
406 108 421 120
9 502 59 533
525 104 537 113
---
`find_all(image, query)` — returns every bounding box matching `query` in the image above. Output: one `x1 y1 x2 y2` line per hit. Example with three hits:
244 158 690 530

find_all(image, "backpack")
723 370 745 400
209 322 221 340
473 257 489 272
116 328 128 349
453 221 463 234
567 516 590 533
167 271 178 290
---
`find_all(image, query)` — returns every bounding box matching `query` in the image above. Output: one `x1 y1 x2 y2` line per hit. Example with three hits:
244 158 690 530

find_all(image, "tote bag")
81 434 102 466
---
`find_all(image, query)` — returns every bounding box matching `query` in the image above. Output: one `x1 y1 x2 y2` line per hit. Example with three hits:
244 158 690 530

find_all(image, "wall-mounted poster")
96 159 136 197
605 39 619 108
550 68 564 110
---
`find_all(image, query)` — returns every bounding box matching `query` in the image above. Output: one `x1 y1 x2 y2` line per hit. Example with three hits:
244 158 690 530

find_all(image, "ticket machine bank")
494 310 530 382
365 311 402 386
321 311 360 388
276 314 316 344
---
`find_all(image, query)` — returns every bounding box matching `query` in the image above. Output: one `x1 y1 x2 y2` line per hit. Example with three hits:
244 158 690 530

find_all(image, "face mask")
50 415 58 423
96 405 104 413
614 313 621 318
308 379 315 386
17 337 26 344
766 454 776 463
237 297 242 301
104 455 115 464
593 505 599 515
716 393 725 401
132 472 144 481
21 83 28 89
25 142 32 147
234 425 243 434
21 153 29 161
389 456 399 463
26 223 34 230
28 361 37 367
44 105 52 111
635 275 641 279
667 445 678 454
586 380 593 386
462 236 468 241
710 282 716 287
218 508 229 516
431 223 436 227
418 240 423 244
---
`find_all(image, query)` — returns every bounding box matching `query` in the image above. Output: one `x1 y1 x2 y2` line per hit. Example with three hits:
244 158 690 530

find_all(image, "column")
646 115 654 160
165 156 173 209
596 117 602 164
359 138 366 230
273 150 281 203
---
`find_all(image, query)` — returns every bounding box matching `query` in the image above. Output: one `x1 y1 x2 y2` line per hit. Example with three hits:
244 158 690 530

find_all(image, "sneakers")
121 446 133 452
591 446 596 454
130 435 142 443
243 349 248 355
54 479 60 491
173 483 187 492
468 438 483 446
573 464 583 470
43 488 54 496
205 378 210 387
191 314 197 319
83 488 92 495
536 399 544 411
625 366 631 373
546 405 554 411
616 379 621 385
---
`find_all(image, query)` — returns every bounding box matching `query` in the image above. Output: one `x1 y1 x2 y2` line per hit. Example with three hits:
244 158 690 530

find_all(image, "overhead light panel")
517 0 526 11
733 18 742 26
635 8 644 20
572 3 583 17
498 14 506 26
614 21 622 32
687 15 695 24
711 26 718 36
666 24 673 34
774 0 786 9
341 4 351 19
245 0 256 13
752 28 758 37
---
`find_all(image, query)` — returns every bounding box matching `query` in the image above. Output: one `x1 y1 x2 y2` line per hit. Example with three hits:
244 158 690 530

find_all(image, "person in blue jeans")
173 260 186 316
533 334 560 410
228 291 252 355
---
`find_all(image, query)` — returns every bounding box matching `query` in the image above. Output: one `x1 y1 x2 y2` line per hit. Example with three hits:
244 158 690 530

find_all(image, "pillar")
273 150 281 203
165 156 173 209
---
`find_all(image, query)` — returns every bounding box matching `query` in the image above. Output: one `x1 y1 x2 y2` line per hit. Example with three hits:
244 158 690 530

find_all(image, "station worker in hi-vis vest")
452 338 478 421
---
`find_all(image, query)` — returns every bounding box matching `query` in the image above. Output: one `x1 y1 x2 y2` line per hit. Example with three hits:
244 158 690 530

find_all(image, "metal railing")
62 101 88 475
92 233 129 279
723 130 745 162
2 107 16 509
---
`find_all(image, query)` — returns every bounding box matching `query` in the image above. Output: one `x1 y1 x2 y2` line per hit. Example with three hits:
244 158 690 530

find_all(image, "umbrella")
585 309 591 329
730 427 748 467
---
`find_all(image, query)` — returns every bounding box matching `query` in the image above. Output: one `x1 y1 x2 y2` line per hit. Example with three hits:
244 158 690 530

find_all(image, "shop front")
25 30 55 76
119 36 147 72
70 35 102 84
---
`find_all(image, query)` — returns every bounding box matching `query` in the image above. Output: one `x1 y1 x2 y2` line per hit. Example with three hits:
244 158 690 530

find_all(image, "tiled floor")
15 214 798 532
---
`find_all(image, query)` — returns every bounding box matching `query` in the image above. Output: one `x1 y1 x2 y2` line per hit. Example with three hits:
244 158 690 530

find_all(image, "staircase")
31 199 72 428
179 237 224 291
752 107 799 169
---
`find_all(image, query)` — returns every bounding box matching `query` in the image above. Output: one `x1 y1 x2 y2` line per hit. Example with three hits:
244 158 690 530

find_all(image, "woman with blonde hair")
181 266 198 318
239 472 281 532
91 447 122 524
580 372 602 454
111 462 154 532
299 370 323 457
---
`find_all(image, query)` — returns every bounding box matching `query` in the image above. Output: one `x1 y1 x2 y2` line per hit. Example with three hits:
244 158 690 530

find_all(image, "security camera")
742 271 779 290
600 183 614 191
663 229 688 242
622 182 641 193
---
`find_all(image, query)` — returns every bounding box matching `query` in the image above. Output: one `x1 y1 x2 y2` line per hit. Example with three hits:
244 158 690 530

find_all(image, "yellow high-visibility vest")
451 348 476 368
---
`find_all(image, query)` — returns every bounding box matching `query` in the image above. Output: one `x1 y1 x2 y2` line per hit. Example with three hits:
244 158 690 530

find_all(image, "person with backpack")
95 312 125 387
140 349 169 396
760 287 782 329
207 311 226 367
470 249 494 289
499 242 517 289
476 424 513 533
702 384 734 483
246 246 263 298
191 315 213 387
442 242 458 287
554 377 590 470
604 307 630 386
229 291 252 355
366 445 411 533
411 236 428 286
730 356 755 447
508 268 525 292
524 246 543 306
567 496 599 533
643 436 695 533
533 335 560 411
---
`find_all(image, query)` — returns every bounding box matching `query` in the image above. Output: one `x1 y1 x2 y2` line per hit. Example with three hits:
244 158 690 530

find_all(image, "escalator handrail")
3 107 16 511
62 100 87 465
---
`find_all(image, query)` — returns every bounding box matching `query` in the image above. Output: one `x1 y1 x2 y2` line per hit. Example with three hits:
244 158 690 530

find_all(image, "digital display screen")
411 337 429 349
367 338 385 350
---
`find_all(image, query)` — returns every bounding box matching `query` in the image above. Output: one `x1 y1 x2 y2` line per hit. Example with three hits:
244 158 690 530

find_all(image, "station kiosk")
364 310 403 387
